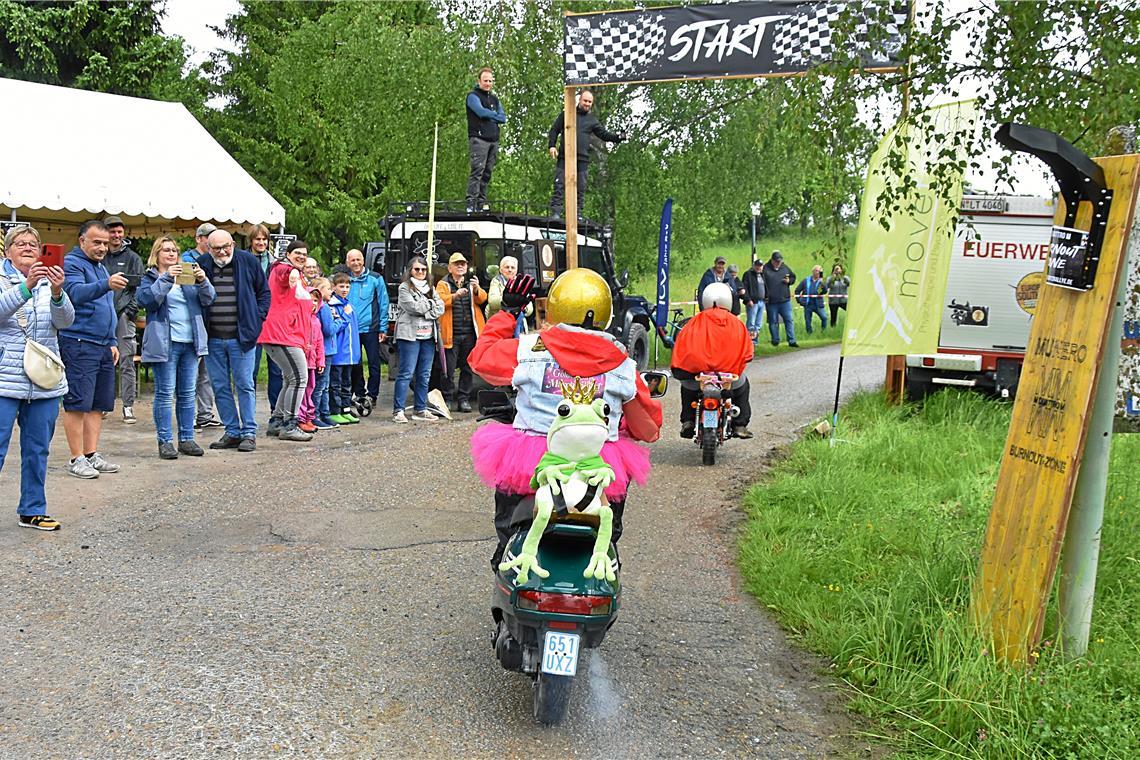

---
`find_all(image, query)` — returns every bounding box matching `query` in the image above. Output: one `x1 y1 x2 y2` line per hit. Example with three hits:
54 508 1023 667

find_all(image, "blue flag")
655 198 673 332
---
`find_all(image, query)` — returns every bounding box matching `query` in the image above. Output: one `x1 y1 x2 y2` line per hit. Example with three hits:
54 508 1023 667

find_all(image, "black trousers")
439 331 476 403
680 377 751 427
350 331 385 401
550 159 589 217
492 490 626 568
829 302 846 326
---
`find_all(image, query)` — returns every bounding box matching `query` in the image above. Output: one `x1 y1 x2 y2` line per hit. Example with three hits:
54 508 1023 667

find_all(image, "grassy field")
627 229 853 367
739 390 1140 757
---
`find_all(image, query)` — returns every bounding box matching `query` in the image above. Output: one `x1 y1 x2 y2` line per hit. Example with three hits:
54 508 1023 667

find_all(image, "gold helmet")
545 268 612 329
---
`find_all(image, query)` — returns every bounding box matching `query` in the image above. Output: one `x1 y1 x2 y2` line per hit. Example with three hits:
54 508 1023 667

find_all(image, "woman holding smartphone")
138 237 216 459
0 225 73 530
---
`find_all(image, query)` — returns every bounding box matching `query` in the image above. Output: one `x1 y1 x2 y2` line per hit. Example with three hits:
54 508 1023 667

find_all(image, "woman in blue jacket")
0 225 75 530
138 237 216 459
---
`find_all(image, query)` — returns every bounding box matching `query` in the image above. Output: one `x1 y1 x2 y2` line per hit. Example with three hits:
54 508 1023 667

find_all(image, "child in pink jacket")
297 289 327 432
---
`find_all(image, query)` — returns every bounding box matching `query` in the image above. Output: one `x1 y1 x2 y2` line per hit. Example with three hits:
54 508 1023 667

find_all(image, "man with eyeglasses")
184 223 223 429
102 216 144 425
195 229 271 452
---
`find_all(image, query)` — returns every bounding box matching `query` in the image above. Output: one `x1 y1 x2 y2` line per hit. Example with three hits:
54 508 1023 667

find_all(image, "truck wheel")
905 376 931 402
533 672 574 726
625 323 649 372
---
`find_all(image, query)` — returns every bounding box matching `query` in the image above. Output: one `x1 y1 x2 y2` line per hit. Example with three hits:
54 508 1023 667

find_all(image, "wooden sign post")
563 86 579 269
971 149 1140 663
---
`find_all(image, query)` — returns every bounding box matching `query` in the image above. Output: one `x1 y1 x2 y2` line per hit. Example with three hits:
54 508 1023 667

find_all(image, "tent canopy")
0 77 284 242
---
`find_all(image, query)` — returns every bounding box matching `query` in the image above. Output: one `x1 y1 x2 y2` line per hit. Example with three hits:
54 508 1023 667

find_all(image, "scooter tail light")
702 398 720 410
517 590 613 615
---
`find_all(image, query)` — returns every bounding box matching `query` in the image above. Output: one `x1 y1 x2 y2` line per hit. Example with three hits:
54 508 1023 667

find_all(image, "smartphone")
123 273 142 288
37 244 64 269
175 270 196 286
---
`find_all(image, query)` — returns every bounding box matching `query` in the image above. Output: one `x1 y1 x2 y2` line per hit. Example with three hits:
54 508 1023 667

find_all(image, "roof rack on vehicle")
382 199 611 238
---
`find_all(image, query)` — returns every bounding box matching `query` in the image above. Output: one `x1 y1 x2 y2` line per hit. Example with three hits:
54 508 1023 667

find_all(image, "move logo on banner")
564 1 907 86
842 100 977 357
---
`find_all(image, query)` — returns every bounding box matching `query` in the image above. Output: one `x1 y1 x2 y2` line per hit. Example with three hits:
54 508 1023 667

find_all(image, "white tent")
0 77 284 244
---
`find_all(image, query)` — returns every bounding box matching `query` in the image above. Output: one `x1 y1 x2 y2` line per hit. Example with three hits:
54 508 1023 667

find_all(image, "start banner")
564 1 906 86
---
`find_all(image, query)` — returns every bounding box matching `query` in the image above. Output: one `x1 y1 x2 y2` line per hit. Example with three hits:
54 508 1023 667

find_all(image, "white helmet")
701 282 733 310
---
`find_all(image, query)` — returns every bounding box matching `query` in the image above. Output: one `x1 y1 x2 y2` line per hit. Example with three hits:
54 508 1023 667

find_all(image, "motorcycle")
688 371 739 466
478 370 668 725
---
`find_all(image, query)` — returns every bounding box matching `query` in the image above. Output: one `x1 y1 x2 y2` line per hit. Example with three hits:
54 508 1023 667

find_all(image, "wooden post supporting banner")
970 153 1140 663
563 86 579 269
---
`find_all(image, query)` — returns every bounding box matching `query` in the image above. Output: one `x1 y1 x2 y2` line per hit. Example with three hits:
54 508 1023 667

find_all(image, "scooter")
492 514 620 725
478 371 667 725
691 371 739 466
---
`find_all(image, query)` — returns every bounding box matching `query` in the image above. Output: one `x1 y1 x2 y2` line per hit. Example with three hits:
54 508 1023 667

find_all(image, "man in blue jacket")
60 220 128 480
344 248 389 408
197 229 271 452
466 67 506 212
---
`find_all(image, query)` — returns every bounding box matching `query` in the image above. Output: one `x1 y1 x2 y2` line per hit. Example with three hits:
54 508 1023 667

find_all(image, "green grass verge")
739 390 1140 758
628 230 852 366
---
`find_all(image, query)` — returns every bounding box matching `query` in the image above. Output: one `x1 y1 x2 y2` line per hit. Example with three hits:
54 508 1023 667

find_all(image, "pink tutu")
471 422 651 499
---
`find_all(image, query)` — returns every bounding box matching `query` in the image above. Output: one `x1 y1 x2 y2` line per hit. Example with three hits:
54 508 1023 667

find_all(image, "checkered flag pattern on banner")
564 15 666 84
772 3 907 68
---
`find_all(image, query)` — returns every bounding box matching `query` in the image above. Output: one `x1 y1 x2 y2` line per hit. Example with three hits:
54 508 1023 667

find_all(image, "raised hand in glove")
501 273 537 314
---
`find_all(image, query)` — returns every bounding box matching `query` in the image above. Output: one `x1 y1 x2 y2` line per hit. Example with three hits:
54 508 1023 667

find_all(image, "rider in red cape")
671 281 755 440
469 269 662 567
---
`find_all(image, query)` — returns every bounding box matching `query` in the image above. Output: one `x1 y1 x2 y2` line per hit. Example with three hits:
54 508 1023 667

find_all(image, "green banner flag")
842 100 976 357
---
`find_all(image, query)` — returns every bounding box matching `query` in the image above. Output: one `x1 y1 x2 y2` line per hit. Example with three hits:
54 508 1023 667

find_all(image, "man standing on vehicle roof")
547 90 624 219
466 67 507 213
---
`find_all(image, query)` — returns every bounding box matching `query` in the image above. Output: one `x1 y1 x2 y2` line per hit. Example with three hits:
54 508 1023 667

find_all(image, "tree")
0 0 206 114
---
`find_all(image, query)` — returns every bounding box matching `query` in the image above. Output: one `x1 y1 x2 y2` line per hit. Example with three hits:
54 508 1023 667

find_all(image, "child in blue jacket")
327 273 361 424
311 278 343 429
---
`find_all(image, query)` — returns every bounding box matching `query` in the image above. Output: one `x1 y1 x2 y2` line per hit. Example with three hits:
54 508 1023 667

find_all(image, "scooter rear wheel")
533 672 574 725
701 426 717 466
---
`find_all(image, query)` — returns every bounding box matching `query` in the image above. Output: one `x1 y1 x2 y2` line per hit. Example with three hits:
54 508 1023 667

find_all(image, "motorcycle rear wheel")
701 426 717 466
533 672 574 725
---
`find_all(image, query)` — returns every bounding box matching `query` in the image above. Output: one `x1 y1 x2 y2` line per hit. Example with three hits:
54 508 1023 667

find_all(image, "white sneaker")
122 406 137 424
411 410 438 422
87 452 120 474
68 456 99 479
392 410 409 424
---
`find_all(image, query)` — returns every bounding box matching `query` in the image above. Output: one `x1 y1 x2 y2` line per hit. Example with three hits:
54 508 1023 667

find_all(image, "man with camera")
60 220 128 479
102 216 144 425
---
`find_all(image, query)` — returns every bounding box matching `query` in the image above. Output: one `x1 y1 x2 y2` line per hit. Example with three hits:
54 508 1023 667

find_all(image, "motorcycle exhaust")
728 406 741 418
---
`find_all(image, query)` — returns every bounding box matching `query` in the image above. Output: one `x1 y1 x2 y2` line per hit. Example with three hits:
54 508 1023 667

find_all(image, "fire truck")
905 194 1055 401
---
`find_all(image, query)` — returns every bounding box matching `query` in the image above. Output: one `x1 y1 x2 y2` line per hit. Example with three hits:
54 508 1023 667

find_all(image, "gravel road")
0 344 883 758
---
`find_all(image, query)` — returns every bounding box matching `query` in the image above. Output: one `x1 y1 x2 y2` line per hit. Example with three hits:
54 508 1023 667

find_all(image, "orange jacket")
671 308 753 378
436 278 488 348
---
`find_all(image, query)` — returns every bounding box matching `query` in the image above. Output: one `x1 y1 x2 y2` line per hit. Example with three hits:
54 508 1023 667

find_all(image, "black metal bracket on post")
995 122 1113 291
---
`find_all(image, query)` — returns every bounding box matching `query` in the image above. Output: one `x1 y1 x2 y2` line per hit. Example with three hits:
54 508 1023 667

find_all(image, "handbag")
23 338 64 389
8 279 65 389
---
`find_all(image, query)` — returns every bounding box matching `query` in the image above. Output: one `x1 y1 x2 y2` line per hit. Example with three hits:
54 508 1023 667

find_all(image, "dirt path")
0 345 883 758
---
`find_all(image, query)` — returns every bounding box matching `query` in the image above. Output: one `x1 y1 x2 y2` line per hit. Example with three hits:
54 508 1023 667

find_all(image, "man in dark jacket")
547 90 623 218
696 256 741 314
197 229 272 452
741 258 767 344
466 67 506 212
60 220 128 479
760 250 798 347
102 216 144 424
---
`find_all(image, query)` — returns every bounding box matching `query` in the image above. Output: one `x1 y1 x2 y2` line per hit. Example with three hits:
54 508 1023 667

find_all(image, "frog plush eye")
591 398 610 420
557 402 572 417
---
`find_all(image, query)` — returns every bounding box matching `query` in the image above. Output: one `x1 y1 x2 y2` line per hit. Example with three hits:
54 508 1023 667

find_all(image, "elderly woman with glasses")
392 256 444 423
0 225 75 531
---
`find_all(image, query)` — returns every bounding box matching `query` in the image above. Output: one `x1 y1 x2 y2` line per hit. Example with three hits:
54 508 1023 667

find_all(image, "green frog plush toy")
498 378 617 584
